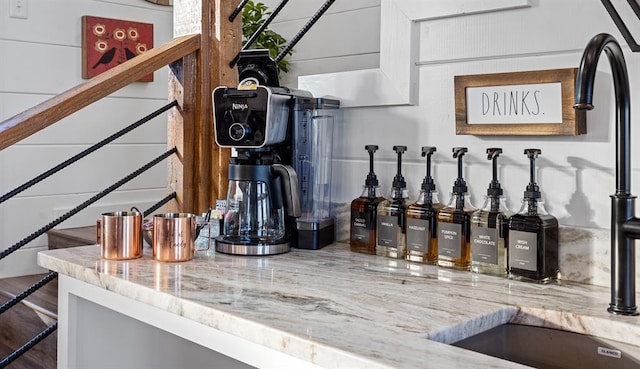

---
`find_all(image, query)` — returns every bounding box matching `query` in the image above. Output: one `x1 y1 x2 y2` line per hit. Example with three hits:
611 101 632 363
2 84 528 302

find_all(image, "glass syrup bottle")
350 145 385 254
376 146 409 259
507 149 559 283
406 146 442 264
437 147 476 270
470 148 512 276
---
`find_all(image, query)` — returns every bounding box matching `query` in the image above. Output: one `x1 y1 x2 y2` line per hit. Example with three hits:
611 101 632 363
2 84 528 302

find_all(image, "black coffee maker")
212 84 340 255
212 85 303 255
212 0 340 255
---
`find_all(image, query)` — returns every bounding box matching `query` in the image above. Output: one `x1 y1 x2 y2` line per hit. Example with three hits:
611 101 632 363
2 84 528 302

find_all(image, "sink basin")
452 324 640 369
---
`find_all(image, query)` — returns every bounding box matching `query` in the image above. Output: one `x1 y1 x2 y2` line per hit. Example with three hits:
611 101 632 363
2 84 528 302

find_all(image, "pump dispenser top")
392 145 407 195
524 148 542 200
421 146 437 193
486 148 504 212
451 147 470 211
365 145 380 189
452 147 468 195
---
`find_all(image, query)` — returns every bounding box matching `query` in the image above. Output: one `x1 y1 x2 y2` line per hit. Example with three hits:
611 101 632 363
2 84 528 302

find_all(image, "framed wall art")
454 68 586 136
81 16 154 81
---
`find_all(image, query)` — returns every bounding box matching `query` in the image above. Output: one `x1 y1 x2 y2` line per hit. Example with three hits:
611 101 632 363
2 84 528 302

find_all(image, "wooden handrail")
0 34 201 151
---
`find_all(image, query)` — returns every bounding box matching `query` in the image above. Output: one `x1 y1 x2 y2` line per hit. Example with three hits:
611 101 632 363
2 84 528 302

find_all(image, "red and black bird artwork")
82 16 154 81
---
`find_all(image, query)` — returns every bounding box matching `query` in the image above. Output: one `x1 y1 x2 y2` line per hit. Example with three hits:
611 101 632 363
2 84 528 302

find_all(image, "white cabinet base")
57 275 321 369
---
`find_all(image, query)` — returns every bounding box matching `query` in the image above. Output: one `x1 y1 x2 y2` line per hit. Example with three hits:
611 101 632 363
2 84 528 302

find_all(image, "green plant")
242 1 291 74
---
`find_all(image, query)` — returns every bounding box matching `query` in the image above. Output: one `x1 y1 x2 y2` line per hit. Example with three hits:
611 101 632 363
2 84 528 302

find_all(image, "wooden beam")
211 1 241 205
170 0 240 213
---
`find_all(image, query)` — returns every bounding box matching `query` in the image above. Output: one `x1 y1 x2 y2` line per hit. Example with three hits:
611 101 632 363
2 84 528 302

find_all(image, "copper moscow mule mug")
98 210 143 260
153 213 198 262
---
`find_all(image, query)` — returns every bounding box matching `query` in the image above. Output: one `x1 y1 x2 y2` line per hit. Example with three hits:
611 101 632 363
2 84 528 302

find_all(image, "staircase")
0 274 57 369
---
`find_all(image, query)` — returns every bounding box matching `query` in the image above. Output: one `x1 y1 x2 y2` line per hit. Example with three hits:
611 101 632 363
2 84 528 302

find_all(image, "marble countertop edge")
37 250 398 369
37 244 640 369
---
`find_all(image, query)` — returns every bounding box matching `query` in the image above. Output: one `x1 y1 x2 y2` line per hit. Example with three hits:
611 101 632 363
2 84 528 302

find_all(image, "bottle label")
406 218 429 252
351 211 371 244
508 230 537 272
377 215 398 248
438 222 462 258
471 226 499 265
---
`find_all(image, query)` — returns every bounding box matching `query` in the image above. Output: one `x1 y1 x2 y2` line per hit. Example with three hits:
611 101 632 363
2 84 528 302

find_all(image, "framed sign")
454 68 586 135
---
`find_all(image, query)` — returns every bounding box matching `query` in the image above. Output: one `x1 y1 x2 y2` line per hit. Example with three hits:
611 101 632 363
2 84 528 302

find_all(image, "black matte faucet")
575 33 640 316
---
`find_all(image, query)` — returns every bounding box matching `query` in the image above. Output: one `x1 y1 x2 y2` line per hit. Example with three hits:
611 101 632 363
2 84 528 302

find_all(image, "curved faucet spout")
574 33 631 196
574 33 638 316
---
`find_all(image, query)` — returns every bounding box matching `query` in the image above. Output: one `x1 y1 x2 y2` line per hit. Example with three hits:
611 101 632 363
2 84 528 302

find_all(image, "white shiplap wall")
264 0 628 228
264 0 640 286
0 0 173 277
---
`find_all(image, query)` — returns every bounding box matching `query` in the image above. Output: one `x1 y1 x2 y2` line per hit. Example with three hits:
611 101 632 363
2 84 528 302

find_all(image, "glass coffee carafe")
216 159 300 255
224 179 285 243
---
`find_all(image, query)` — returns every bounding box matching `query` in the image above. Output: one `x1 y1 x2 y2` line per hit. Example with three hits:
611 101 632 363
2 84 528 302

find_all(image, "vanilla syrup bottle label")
406 218 429 253
377 215 399 248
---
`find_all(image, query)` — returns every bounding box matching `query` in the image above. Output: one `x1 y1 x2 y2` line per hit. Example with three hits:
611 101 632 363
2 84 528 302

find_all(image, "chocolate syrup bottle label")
470 226 499 265
406 218 429 253
377 215 398 248
438 222 462 258
508 230 537 272
351 211 371 244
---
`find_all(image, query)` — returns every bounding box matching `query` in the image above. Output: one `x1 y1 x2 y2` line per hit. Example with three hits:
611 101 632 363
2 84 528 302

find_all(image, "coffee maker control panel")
213 86 292 148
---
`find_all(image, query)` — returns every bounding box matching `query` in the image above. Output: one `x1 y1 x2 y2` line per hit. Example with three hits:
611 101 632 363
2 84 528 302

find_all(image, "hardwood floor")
0 274 58 369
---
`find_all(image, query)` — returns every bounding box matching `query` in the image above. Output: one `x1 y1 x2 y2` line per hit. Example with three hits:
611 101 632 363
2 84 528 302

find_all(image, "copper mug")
98 210 143 260
153 213 199 262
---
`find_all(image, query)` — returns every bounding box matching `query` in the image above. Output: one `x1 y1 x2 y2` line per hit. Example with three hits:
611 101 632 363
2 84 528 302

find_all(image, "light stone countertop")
38 243 640 368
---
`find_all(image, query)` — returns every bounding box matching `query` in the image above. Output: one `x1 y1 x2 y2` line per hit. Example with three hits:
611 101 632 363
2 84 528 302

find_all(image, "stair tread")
47 226 96 249
0 274 57 314
0 274 57 369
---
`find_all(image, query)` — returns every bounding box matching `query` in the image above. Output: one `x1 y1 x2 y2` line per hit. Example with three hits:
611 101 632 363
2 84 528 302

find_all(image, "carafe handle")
272 164 301 218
